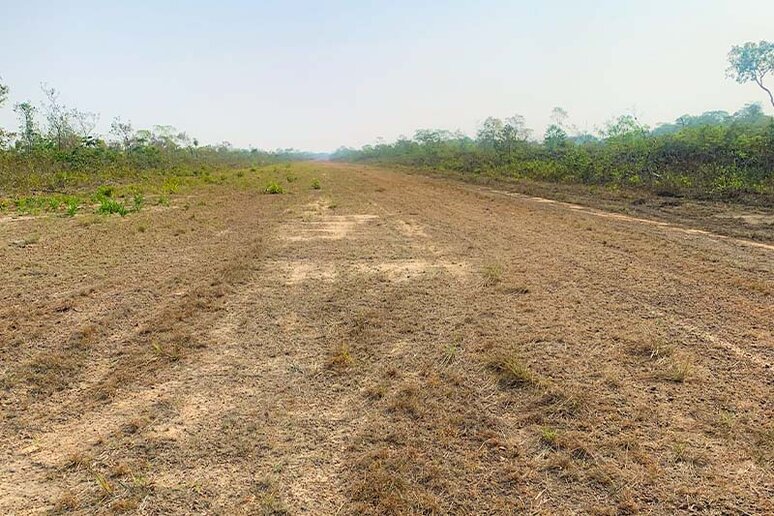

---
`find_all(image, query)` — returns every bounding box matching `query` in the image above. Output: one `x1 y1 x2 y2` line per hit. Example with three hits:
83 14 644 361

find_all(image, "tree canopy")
728 41 774 108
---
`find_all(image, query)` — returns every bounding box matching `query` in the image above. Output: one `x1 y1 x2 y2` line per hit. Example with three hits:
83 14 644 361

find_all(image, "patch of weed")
65 199 79 217
131 193 144 212
97 198 129 216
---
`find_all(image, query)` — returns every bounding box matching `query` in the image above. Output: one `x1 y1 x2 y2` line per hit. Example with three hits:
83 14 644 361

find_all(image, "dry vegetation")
1 162 772 514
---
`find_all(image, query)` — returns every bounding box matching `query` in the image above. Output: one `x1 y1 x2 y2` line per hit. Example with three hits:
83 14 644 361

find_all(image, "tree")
728 41 774 108
476 117 504 149
550 106 569 128
544 124 567 150
110 117 135 150
42 85 75 150
603 114 648 139
14 102 39 151
0 76 8 107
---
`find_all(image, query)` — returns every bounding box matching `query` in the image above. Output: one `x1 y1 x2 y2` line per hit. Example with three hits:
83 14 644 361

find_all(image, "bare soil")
1 162 772 514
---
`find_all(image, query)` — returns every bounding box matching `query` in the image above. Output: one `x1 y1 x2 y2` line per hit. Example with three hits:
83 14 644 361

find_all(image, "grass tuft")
540 426 560 448
486 353 541 388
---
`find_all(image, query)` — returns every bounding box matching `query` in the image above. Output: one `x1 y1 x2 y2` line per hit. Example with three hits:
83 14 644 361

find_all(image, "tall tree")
14 102 39 151
728 41 774 108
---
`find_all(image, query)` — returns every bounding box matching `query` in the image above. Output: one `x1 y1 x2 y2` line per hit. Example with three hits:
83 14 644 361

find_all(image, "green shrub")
311 178 321 190
264 181 284 194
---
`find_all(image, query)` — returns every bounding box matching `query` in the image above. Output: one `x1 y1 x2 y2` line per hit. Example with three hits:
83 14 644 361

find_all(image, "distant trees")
728 41 774 108
0 77 311 193
333 105 774 199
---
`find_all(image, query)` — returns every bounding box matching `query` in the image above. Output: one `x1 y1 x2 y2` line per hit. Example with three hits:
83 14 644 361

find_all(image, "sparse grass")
157 195 170 206
264 181 285 194
481 263 503 286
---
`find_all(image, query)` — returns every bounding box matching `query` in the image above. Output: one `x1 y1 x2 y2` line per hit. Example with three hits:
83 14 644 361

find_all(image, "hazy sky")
1 0 772 152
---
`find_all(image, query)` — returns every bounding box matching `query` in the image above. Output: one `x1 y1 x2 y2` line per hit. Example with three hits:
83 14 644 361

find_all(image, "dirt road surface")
1 163 772 514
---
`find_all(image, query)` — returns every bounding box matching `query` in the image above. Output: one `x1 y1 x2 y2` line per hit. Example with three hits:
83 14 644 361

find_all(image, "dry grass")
1 162 771 514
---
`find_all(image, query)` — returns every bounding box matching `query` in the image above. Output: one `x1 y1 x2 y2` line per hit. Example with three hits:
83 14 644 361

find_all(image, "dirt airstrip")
1 163 772 514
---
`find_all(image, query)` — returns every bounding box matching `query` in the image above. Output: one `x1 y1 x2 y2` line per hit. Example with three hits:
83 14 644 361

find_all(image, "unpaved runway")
1 163 772 514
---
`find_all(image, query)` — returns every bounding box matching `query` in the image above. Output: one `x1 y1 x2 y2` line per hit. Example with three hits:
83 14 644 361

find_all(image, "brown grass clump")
348 447 441 515
659 356 692 383
53 492 79 512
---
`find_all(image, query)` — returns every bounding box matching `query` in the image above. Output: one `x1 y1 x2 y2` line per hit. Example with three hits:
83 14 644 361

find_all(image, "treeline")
0 82 310 193
332 104 774 200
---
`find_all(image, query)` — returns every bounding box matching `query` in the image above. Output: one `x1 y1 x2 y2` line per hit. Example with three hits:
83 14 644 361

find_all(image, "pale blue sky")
1 0 772 151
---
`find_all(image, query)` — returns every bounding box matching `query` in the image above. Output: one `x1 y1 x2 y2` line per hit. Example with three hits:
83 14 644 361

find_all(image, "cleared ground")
1 162 772 514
